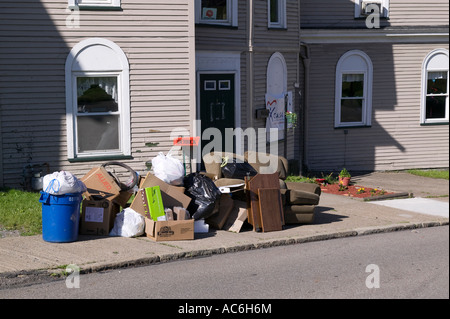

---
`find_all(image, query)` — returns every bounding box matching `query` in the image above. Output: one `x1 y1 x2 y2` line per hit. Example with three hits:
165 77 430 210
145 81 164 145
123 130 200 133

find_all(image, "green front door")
200 73 235 153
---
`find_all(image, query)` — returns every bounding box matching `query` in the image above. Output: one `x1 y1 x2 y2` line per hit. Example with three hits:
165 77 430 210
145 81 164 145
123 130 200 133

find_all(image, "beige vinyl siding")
300 0 449 29
0 0 195 187
389 0 449 26
305 42 449 172
195 0 247 51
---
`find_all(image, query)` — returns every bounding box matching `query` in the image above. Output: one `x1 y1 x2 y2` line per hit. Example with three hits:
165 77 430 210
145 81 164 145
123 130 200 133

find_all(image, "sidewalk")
0 172 448 286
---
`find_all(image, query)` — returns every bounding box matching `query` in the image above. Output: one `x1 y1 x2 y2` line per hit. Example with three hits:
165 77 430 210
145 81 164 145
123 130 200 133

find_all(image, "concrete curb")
47 220 450 276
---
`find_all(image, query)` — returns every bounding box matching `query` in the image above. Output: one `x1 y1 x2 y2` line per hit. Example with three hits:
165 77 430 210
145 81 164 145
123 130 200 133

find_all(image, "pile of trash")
39 152 247 242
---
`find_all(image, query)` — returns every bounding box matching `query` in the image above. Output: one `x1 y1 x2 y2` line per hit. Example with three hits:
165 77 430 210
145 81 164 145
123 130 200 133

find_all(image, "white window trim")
65 38 130 160
420 49 450 125
195 0 238 27
335 50 373 128
268 0 287 29
354 0 390 18
68 0 121 9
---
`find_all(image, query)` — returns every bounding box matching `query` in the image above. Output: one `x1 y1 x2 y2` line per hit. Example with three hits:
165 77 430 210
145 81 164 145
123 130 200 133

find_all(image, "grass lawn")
407 169 449 180
0 188 42 236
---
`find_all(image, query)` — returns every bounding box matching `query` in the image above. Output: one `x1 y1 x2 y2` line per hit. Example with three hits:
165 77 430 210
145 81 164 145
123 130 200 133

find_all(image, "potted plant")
339 168 351 187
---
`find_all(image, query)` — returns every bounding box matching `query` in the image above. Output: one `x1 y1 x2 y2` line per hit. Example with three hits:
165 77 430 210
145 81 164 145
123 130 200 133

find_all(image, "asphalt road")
1 226 448 300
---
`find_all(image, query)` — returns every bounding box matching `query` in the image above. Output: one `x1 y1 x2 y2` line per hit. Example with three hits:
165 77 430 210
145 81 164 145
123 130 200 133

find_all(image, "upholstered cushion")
244 151 288 180
285 181 321 196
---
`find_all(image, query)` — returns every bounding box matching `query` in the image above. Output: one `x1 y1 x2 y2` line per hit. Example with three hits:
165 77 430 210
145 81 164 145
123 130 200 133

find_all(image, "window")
268 0 286 29
354 0 389 18
335 50 373 128
421 49 449 125
68 0 121 9
195 0 238 27
65 38 130 160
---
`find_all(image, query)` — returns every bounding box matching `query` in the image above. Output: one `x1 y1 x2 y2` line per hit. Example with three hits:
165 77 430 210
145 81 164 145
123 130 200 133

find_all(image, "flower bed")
320 183 394 199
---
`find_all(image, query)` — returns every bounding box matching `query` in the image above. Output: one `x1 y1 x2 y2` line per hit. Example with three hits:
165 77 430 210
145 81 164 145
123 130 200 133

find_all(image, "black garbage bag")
184 173 222 220
221 159 258 180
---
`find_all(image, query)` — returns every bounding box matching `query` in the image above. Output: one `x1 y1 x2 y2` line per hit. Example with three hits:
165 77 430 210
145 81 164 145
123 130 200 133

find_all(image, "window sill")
196 22 238 29
69 155 133 163
335 125 372 129
420 122 449 126
69 5 123 11
268 26 288 31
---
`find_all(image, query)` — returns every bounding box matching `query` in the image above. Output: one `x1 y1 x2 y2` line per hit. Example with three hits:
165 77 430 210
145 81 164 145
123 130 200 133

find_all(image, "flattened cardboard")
145 218 194 241
80 199 120 236
223 200 248 233
81 167 122 202
140 173 191 209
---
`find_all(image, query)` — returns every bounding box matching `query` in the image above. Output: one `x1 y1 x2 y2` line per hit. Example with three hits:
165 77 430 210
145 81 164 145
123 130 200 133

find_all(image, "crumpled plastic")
43 171 87 195
109 208 145 238
152 152 185 186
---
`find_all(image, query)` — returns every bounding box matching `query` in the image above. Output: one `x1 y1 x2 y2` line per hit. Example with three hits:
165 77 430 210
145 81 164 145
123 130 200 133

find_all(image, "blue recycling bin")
39 192 83 243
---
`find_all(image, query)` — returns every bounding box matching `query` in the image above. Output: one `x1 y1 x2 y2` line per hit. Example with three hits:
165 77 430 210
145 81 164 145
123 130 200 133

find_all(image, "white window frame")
335 50 373 128
68 0 121 9
268 0 287 29
354 0 389 18
420 49 449 125
65 38 130 160
195 0 238 27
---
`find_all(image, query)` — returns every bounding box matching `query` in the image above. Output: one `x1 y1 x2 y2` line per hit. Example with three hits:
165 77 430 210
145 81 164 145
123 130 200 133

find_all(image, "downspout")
299 42 310 176
247 0 255 130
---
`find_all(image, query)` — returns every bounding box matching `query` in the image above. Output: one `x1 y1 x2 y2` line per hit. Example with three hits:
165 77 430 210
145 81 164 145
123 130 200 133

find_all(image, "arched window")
421 49 449 125
65 38 130 160
335 50 373 128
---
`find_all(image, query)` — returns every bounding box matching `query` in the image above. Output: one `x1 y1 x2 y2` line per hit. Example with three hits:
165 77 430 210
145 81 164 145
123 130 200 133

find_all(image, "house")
1 0 304 188
299 0 449 173
0 0 448 189
195 0 302 168
0 0 196 188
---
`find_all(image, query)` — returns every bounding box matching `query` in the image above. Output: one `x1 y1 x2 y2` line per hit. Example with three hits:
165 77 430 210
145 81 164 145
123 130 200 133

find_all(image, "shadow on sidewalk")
313 206 348 225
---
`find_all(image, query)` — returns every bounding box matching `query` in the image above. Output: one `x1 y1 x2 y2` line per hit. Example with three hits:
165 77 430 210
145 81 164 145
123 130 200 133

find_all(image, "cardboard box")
131 173 191 216
145 218 194 241
80 199 121 236
81 167 122 203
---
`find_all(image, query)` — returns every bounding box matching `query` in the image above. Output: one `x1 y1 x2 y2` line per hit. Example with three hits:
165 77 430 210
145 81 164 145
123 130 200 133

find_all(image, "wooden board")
246 173 280 231
258 188 284 233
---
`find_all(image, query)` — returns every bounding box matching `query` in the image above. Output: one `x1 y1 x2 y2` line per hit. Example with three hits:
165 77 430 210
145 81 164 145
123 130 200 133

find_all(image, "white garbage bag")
152 151 185 186
43 171 87 195
109 208 145 238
